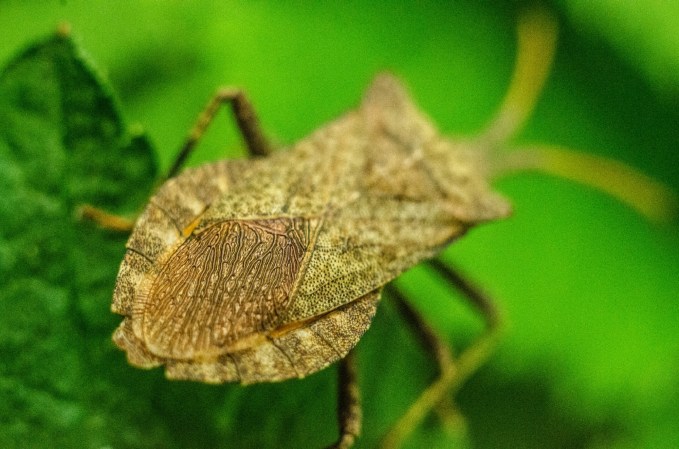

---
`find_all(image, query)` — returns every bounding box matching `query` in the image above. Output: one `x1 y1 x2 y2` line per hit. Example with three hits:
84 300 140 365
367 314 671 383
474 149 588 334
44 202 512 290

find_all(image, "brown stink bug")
81 8 675 449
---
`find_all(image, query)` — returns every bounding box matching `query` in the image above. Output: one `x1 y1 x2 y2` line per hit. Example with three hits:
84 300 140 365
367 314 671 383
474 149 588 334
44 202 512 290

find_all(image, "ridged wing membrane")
141 218 311 359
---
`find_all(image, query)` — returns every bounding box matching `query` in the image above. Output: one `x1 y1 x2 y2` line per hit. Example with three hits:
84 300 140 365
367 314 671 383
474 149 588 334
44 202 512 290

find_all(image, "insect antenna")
476 7 677 222
476 7 557 148
493 145 678 222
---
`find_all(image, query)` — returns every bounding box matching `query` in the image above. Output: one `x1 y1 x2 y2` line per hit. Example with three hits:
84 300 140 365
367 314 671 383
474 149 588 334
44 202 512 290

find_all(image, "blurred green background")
1 1 678 448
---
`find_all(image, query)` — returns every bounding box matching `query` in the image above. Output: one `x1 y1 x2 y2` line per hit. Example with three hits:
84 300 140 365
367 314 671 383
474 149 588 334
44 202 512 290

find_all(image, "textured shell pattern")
111 74 510 384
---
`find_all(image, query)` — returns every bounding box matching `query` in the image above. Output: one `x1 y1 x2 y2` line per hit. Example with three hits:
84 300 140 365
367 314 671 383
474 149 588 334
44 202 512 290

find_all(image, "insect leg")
78 204 136 232
426 259 501 329
326 350 362 449
380 261 502 449
82 90 270 231
380 284 457 449
166 88 271 180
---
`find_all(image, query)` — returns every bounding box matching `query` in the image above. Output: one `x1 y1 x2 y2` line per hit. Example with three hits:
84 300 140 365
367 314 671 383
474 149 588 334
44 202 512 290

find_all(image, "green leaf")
0 30 160 448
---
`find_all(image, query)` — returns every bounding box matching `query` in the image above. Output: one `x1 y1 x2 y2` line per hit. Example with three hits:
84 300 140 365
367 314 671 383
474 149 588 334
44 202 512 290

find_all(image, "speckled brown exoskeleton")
82 9 675 449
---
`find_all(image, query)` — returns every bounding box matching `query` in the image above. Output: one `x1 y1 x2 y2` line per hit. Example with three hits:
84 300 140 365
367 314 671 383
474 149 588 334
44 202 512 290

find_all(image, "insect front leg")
381 261 502 449
326 350 362 449
166 87 271 179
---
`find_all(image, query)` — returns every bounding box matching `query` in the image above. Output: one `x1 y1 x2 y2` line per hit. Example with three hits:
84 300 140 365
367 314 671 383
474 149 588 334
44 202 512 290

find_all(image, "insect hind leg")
166 88 272 180
82 88 273 232
78 204 136 232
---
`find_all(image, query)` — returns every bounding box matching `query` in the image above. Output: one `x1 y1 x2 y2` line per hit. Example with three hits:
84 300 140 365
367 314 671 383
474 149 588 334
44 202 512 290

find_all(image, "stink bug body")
112 72 508 383
89 9 674 449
